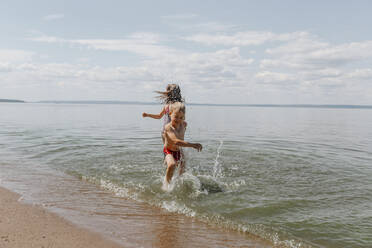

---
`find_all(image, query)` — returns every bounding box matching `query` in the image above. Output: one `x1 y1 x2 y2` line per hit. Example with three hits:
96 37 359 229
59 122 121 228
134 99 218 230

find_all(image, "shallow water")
0 103 371 248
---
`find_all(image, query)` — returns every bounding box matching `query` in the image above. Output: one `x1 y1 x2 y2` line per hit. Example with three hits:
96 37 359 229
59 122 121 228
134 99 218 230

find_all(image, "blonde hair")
156 84 184 104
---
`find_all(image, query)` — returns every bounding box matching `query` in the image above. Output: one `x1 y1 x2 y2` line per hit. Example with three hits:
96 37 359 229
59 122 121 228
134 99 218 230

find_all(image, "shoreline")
0 186 123 248
0 179 272 248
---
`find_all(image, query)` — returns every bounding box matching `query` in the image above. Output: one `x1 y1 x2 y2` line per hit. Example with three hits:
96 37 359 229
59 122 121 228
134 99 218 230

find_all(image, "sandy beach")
0 186 123 248
0 182 271 248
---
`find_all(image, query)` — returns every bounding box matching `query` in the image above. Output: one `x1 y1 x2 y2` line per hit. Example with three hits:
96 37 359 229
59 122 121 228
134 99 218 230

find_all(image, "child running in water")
162 102 202 189
142 84 184 143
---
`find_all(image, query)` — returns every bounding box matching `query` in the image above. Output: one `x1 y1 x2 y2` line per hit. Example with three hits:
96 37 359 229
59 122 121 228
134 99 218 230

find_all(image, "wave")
72 169 314 248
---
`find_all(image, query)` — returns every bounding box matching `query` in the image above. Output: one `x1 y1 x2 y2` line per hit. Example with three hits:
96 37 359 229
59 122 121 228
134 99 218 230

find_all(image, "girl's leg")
164 154 177 183
179 149 186 176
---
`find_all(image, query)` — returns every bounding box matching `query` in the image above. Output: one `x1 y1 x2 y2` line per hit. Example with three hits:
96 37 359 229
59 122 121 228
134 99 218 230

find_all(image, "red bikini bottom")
163 148 181 161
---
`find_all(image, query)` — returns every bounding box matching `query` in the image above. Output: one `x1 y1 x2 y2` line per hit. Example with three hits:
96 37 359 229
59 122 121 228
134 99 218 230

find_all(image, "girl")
142 84 187 182
142 84 184 143
162 102 202 187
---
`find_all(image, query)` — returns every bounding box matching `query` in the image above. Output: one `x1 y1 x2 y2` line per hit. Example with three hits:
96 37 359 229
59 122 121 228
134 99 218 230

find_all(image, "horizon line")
30 100 372 109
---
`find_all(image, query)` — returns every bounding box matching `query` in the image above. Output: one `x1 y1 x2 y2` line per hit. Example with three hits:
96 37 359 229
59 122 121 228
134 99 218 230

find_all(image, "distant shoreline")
0 99 25 103
35 100 372 109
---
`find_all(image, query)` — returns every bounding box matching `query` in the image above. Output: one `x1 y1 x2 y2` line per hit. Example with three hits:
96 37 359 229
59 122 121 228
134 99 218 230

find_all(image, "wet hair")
170 102 186 114
156 84 184 104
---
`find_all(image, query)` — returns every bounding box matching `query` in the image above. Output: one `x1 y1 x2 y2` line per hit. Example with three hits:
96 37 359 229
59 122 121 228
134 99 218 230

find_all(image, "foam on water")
161 200 197 217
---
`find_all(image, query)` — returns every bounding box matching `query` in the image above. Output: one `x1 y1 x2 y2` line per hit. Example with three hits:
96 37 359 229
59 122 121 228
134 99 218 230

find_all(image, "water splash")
213 140 224 178
161 176 176 192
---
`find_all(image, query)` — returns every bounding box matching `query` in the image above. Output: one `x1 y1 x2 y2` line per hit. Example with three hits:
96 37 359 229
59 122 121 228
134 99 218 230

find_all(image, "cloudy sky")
1 0 372 104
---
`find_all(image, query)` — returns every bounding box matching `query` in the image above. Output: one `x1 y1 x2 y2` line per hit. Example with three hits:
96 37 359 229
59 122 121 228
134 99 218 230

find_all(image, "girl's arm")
142 107 166 119
175 139 202 151
164 130 202 151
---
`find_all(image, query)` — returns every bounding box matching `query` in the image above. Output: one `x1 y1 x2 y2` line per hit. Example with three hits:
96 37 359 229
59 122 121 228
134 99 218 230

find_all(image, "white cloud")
140 47 255 89
29 33 182 58
30 35 63 43
347 68 372 79
255 33 372 100
299 68 343 81
185 31 308 46
255 71 295 84
0 60 173 101
0 63 12 72
43 14 64 21
0 49 35 63
307 41 372 64
265 35 328 55
263 37 372 70
127 32 164 43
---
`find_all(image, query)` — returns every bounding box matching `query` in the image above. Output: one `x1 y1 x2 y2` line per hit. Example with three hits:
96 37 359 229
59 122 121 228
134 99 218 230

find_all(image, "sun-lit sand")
0 186 123 248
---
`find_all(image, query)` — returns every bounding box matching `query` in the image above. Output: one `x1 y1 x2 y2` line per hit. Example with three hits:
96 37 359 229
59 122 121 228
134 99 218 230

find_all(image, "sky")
1 0 372 104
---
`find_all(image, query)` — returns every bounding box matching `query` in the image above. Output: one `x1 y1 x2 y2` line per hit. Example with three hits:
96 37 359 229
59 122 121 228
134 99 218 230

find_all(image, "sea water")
0 103 371 248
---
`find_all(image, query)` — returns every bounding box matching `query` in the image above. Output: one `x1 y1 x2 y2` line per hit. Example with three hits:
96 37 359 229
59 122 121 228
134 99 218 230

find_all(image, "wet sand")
0 186 123 248
0 183 272 248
